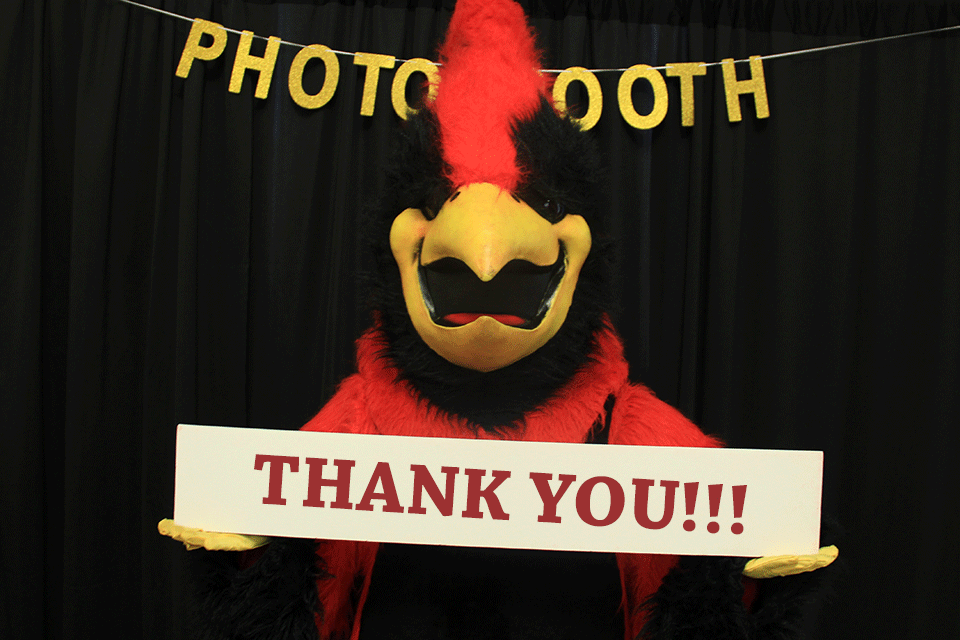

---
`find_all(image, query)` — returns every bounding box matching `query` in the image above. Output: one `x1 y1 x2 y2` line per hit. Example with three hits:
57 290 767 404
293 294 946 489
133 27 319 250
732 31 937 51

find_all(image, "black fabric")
359 544 624 640
2 1 959 639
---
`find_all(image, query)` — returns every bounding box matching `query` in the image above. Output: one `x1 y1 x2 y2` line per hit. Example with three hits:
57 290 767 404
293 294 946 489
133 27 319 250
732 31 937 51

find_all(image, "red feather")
432 0 549 192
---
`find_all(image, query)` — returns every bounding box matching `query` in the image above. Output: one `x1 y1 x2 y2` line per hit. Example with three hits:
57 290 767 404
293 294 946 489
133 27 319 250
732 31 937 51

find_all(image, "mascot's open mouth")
418 247 566 329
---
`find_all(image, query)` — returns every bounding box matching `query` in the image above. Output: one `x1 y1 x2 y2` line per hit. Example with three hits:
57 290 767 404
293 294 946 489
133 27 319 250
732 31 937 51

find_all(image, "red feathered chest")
300 325 721 640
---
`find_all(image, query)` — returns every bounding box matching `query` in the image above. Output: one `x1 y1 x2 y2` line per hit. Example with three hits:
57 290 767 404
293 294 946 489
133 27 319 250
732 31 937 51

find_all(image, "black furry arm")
639 554 835 640
191 537 323 640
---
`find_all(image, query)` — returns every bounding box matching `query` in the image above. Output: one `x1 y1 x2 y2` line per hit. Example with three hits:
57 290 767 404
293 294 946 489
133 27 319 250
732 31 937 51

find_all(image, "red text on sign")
254 456 746 532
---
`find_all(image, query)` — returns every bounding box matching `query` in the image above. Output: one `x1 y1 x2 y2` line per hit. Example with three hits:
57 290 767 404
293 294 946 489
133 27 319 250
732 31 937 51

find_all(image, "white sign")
173 424 823 557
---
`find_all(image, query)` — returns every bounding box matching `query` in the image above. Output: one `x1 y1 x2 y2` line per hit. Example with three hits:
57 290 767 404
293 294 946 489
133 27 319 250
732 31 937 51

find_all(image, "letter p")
176 19 228 79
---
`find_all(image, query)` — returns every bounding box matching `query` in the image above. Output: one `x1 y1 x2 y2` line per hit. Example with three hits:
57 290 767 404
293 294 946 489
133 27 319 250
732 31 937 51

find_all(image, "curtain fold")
3 1 958 638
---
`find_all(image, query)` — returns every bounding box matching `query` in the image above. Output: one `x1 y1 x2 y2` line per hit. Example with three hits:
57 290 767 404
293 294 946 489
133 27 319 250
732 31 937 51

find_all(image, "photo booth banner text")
176 18 770 129
173 424 822 556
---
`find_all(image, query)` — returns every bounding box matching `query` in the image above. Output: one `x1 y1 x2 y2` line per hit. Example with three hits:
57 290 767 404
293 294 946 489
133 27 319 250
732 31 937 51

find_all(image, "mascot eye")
422 188 458 220
517 188 567 223
539 198 565 222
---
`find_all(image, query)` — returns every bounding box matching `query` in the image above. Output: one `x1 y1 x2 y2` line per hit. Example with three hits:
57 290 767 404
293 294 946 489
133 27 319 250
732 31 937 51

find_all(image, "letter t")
254 454 299 505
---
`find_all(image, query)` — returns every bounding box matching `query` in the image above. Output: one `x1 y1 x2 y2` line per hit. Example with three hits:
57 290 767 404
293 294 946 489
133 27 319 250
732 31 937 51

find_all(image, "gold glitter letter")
229 31 281 99
354 52 396 117
289 44 340 109
175 19 228 78
618 65 668 130
391 58 440 120
720 56 770 122
551 67 603 131
665 63 706 127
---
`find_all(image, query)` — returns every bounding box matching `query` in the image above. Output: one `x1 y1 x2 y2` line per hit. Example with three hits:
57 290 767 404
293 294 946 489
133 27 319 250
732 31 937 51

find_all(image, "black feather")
190 538 325 640
640 518 842 640
640 555 754 640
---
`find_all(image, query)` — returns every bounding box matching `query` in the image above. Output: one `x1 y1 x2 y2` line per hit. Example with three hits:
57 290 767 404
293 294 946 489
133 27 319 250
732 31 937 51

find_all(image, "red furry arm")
608 382 722 450
608 383 722 638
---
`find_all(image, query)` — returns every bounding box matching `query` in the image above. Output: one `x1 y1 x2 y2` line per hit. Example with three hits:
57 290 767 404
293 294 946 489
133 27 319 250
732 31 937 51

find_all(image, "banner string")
117 0 960 72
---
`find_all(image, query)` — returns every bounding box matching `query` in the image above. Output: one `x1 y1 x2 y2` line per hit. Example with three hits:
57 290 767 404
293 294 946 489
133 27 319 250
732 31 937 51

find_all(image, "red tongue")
443 313 526 327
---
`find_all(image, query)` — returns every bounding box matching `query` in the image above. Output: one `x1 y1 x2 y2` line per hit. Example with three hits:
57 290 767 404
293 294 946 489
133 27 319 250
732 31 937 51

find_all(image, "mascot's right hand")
157 518 270 551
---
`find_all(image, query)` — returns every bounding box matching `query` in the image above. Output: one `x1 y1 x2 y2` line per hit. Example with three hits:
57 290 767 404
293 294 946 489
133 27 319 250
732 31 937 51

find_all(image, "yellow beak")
420 183 560 281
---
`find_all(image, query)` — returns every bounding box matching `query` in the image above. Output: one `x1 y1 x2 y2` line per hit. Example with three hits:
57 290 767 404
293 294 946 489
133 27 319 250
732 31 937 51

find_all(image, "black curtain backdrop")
3 0 958 638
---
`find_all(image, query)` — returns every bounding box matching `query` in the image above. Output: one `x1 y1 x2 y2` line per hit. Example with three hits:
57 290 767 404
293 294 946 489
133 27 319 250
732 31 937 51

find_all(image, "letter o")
392 58 440 120
288 44 340 109
575 476 625 527
552 67 602 131
618 65 668 130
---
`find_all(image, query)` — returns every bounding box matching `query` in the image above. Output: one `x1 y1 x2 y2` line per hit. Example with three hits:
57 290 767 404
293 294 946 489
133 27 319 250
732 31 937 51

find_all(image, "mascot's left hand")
157 518 270 551
643 546 839 639
743 545 838 579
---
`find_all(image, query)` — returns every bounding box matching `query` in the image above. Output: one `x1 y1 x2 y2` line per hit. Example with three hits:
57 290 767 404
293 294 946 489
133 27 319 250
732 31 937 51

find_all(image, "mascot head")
368 0 611 430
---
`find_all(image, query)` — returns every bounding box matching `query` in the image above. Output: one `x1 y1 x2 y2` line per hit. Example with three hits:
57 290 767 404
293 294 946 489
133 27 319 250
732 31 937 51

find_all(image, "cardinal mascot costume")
160 1 837 638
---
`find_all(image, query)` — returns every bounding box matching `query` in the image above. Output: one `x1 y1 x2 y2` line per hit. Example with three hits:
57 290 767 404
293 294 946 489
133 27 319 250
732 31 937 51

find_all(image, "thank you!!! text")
173 425 822 556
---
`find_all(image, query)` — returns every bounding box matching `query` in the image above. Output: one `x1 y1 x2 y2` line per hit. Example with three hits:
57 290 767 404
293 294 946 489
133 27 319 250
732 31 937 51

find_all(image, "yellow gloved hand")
157 518 270 552
743 545 838 579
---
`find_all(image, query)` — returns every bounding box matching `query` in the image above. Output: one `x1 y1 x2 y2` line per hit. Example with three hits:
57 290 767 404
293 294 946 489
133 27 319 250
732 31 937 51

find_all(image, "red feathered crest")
431 0 549 192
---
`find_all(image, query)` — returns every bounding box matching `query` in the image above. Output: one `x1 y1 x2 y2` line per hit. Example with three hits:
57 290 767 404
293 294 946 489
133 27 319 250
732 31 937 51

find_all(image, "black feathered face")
366 100 611 429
